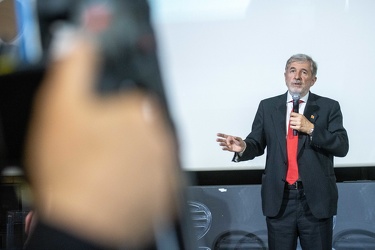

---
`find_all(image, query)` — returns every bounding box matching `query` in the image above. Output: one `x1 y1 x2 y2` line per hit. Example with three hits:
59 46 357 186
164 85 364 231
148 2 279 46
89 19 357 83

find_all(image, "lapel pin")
310 115 315 119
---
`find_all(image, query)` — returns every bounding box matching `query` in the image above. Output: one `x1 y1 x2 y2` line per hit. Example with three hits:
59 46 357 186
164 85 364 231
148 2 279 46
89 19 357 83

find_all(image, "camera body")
37 0 165 94
0 0 167 169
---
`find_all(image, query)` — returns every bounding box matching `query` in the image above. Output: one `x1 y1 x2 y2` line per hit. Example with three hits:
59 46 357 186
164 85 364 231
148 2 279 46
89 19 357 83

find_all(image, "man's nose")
294 72 301 79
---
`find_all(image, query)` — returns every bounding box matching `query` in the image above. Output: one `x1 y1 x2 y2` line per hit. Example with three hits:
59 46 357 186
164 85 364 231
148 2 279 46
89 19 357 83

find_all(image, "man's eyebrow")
289 66 309 71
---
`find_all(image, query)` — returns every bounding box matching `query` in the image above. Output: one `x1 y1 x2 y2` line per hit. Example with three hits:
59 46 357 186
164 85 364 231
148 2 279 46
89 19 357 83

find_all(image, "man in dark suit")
217 54 349 250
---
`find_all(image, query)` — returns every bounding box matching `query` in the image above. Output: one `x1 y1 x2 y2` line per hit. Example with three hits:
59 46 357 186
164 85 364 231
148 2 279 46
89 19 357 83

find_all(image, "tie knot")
289 100 303 104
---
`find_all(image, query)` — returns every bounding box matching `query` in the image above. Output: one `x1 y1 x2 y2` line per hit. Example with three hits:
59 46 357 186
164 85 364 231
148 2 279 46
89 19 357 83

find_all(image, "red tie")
286 122 298 184
286 101 302 184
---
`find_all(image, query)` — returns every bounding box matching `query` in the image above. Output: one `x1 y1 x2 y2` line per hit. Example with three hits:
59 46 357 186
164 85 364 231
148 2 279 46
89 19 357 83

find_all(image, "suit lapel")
298 92 319 154
304 93 319 124
271 93 288 162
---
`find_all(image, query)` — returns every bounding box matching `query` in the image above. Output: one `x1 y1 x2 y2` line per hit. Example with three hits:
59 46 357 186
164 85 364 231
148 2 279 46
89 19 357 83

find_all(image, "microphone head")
292 94 300 101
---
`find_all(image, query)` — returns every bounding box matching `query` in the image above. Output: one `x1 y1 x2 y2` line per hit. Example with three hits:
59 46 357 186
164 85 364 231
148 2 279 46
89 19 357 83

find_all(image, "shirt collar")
287 92 309 103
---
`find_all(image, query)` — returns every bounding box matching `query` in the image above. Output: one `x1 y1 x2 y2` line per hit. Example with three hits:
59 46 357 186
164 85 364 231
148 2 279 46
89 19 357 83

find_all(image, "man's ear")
311 76 317 86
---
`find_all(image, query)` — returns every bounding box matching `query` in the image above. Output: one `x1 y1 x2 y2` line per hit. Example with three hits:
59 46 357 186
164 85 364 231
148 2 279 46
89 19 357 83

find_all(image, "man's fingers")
217 132 228 138
217 133 243 152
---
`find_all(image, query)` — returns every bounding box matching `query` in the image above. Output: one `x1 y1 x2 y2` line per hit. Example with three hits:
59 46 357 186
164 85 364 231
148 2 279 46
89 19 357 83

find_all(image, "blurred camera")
0 0 167 169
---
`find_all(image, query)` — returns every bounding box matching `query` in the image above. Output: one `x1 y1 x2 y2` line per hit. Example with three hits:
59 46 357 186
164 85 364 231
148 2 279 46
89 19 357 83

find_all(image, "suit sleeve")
310 101 349 157
233 101 267 162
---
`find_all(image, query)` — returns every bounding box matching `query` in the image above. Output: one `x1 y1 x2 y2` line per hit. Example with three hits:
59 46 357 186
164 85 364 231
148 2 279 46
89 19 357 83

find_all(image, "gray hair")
285 54 318 77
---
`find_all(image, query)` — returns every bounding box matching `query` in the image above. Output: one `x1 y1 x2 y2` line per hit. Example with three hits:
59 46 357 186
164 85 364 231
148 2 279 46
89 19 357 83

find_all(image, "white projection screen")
149 0 375 171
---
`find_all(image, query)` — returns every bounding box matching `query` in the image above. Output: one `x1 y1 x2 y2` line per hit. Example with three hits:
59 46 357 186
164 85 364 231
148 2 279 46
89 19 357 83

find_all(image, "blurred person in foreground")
21 1 191 249
217 54 349 250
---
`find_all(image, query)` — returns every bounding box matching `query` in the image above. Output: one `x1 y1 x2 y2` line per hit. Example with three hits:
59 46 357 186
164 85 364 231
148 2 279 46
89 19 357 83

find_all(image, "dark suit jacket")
235 91 349 219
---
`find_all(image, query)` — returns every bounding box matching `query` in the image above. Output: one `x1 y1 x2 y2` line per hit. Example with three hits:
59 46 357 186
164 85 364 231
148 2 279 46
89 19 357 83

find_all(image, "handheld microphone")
292 94 300 136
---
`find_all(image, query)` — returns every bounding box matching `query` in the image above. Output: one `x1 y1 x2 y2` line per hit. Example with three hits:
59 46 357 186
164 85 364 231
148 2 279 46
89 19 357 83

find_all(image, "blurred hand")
24 33 181 248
